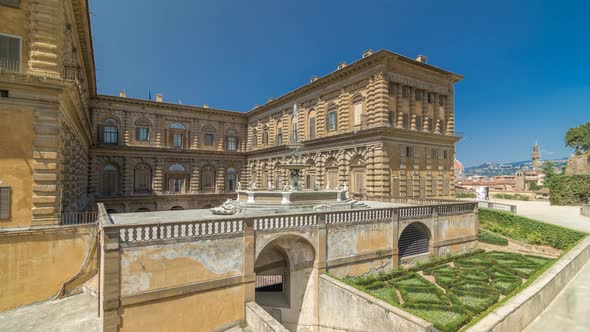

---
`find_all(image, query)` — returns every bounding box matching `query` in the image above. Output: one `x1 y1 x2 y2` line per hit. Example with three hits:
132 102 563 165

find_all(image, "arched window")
100 118 119 145
167 164 187 193
226 168 237 192
289 115 297 143
168 122 186 149
326 105 338 131
398 222 430 258
350 157 366 196
134 164 151 192
262 125 269 146
251 128 258 148
308 110 316 139
226 129 239 151
135 118 151 142
351 95 365 127
203 126 215 146
136 207 150 212
169 122 186 130
275 120 283 146
325 159 338 189
201 166 216 193
171 206 184 211
102 164 119 195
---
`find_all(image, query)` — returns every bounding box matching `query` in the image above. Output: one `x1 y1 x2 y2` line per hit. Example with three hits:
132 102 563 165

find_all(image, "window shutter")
135 127 140 141
185 131 191 149
0 187 11 219
164 129 169 147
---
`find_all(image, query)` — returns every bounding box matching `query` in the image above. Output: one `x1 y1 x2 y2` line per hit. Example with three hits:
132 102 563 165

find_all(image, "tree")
565 121 590 154
542 161 557 189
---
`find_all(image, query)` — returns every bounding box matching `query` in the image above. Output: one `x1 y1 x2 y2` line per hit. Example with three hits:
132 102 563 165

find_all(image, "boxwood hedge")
478 208 586 250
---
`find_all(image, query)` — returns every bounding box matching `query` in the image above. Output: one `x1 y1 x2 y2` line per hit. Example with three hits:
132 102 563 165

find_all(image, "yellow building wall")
0 226 95 311
0 0 30 72
0 106 34 228
120 284 245 332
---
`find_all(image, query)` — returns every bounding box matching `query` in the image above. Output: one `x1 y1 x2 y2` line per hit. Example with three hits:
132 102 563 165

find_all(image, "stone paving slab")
0 294 99 332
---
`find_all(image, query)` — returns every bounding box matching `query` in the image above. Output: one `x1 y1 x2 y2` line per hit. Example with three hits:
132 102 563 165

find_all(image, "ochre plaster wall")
119 284 244 332
0 106 34 228
0 0 29 71
120 237 244 295
0 226 95 311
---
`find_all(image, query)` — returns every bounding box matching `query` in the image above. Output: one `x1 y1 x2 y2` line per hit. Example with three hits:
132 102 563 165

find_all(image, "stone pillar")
410 87 416 130
191 162 200 193
216 166 225 193
100 226 121 332
446 90 455 135
242 219 255 306
391 209 399 269
395 83 403 128
153 158 163 193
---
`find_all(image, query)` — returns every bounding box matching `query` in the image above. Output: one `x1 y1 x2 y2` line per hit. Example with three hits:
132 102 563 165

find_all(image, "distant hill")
464 158 568 177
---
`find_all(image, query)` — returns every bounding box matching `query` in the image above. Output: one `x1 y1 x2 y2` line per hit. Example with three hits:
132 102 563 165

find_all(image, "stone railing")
397 206 434 220
254 214 317 231
326 208 392 224
478 201 517 214
366 196 458 205
98 201 477 244
437 203 476 216
116 218 244 243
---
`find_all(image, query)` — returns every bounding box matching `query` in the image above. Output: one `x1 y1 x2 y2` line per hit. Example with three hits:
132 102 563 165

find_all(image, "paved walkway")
491 199 590 232
488 199 590 331
0 294 99 331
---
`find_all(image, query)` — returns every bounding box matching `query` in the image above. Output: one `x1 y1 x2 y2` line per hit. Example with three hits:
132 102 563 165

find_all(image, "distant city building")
515 144 545 191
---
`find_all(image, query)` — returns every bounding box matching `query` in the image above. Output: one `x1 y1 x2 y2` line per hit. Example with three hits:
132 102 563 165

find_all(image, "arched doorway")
398 222 430 259
255 235 316 330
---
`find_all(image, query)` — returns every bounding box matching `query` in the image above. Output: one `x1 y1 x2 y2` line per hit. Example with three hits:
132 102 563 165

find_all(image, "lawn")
343 250 555 332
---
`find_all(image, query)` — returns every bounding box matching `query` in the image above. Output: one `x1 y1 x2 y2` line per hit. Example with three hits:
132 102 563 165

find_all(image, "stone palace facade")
91 50 462 213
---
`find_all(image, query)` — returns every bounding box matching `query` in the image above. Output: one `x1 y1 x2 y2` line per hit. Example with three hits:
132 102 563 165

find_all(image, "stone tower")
532 144 541 170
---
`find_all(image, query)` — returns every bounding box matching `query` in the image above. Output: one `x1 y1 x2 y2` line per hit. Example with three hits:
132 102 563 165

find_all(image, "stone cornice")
245 50 463 118
71 0 97 96
91 145 247 160
92 95 247 119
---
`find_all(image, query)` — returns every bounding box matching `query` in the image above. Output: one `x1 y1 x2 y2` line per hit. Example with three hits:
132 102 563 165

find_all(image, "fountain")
230 103 359 214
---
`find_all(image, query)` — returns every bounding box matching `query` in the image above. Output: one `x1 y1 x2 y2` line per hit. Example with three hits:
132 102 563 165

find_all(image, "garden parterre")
343 250 554 332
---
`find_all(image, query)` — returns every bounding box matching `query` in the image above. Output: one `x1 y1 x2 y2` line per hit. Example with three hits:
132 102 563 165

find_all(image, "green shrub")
368 286 400 304
549 174 590 205
404 305 471 332
478 208 587 250
491 277 521 295
492 193 530 201
456 192 476 198
478 229 509 246
448 289 498 314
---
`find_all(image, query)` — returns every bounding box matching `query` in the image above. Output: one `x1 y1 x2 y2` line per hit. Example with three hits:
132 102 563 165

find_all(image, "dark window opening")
256 275 283 292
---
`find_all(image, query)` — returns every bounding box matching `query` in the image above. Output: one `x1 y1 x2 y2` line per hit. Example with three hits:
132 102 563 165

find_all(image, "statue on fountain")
210 199 241 215
248 179 257 191
340 182 350 199
313 181 320 191
283 182 294 192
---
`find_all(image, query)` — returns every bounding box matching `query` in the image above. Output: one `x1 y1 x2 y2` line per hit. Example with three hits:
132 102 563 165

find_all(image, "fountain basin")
237 190 346 205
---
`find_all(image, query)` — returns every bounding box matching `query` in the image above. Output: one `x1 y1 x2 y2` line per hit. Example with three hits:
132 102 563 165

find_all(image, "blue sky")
89 0 589 167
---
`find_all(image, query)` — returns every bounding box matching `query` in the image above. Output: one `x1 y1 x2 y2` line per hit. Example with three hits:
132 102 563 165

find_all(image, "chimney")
416 55 428 64
119 90 126 97
362 49 374 58
156 94 162 102
310 75 318 82
337 62 347 70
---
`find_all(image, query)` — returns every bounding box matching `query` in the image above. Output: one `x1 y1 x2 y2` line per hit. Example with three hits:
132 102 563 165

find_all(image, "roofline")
93 94 247 117
245 49 463 117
